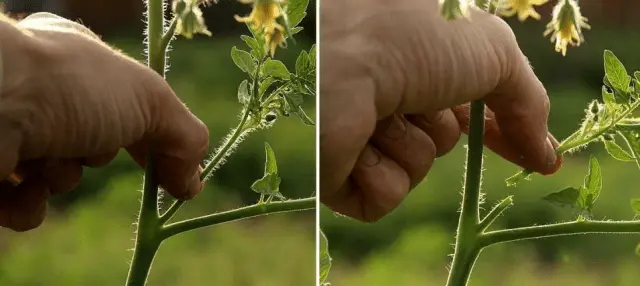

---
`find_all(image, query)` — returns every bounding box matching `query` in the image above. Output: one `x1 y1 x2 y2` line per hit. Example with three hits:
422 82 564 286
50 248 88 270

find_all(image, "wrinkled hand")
0 13 209 231
320 0 562 222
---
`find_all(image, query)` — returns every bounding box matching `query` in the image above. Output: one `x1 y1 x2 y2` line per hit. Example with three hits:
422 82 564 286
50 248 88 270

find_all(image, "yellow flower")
498 0 548 22
543 0 590 56
235 0 287 56
265 23 286 57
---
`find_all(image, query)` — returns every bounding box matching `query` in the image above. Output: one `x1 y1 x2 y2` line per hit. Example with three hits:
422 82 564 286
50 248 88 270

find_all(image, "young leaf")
286 0 309 28
237 79 250 105
604 50 631 93
251 143 283 197
603 139 635 162
284 92 304 108
309 44 316 65
231 47 256 75
542 187 580 207
583 156 602 203
635 71 640 82
619 130 640 169
262 59 290 79
577 188 593 212
241 35 264 59
319 229 332 285
631 198 640 215
296 50 311 75
601 86 616 108
505 170 532 187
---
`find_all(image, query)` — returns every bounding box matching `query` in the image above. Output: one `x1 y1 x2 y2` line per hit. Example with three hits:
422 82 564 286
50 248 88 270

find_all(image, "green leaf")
619 130 640 169
602 86 616 108
295 50 311 75
635 71 640 82
319 230 332 284
604 50 631 93
262 59 290 79
295 105 315 126
286 0 309 28
290 26 304 35
231 46 256 75
263 142 278 175
543 187 580 207
237 79 250 105
309 45 316 66
505 170 532 187
603 139 635 162
241 35 260 53
583 156 602 203
259 77 277 98
284 92 304 108
250 143 282 196
250 173 282 196
631 198 640 215
635 243 640 257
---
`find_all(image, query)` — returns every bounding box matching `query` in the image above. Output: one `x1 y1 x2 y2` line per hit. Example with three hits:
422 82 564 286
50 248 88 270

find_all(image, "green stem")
160 197 315 239
480 220 640 247
445 100 486 286
126 154 162 286
125 0 168 285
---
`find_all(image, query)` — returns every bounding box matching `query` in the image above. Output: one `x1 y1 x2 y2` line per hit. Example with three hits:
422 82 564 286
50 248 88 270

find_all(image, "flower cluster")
440 0 591 56
235 0 288 57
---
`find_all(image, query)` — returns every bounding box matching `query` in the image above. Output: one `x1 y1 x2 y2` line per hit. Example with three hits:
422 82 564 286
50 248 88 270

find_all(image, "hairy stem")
160 197 316 239
125 0 168 285
478 196 513 232
445 100 486 286
480 220 640 247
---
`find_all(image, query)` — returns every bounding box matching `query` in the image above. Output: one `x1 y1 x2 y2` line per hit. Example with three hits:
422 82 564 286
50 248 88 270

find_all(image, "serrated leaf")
603 139 635 162
631 198 640 215
295 105 315 126
286 0 308 28
262 59 290 79
583 156 602 203
320 230 332 284
309 44 316 65
263 142 278 175
238 79 251 105
604 50 631 93
231 47 256 75
543 187 580 207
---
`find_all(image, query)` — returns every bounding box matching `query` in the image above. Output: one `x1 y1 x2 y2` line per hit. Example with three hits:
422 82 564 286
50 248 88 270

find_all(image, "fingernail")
544 137 558 174
384 115 407 139
361 147 381 167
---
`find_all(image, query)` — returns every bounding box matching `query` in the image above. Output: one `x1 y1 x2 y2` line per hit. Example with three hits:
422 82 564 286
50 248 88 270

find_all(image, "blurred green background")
0 1 316 286
321 2 640 286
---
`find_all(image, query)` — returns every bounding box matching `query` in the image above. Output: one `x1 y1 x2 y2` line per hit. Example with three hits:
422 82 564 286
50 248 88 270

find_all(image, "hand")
320 0 562 222
0 13 209 231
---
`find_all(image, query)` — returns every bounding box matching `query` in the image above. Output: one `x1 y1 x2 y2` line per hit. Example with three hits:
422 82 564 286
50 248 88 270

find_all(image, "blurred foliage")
0 32 315 285
321 25 640 285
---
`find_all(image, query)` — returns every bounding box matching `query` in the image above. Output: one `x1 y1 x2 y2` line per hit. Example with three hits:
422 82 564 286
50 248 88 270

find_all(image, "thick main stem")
125 0 166 285
445 100 486 286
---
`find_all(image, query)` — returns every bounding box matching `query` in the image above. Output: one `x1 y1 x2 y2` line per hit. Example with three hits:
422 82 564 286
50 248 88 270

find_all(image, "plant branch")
478 196 513 232
445 100 486 286
160 197 315 239
159 200 185 224
480 219 640 247
160 17 178 53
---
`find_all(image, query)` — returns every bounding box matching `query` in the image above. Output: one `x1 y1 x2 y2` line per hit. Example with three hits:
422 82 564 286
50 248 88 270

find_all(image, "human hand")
0 13 209 231
320 0 562 222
